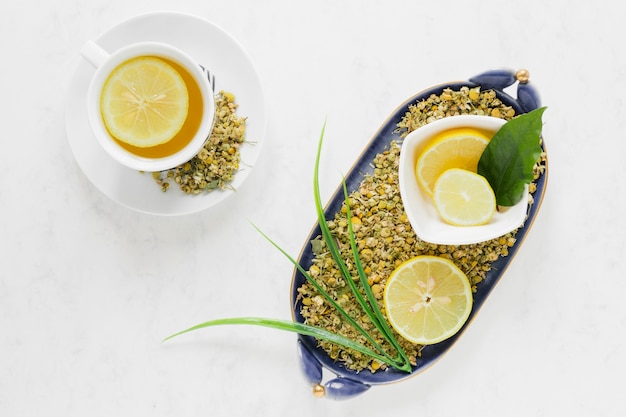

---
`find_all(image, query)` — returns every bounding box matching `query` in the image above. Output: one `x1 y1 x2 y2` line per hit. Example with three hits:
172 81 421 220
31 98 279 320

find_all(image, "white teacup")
81 41 215 172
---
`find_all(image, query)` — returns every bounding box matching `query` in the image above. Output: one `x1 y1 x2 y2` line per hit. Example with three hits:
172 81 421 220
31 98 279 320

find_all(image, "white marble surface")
2 0 625 415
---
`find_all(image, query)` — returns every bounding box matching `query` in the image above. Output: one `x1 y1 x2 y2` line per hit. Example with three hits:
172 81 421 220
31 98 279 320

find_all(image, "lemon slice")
433 168 496 226
100 56 189 148
416 127 491 195
383 256 473 345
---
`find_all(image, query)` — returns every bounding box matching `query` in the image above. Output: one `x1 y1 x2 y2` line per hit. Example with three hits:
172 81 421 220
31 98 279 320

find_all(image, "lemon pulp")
433 168 496 226
416 127 491 196
100 56 189 148
383 256 473 345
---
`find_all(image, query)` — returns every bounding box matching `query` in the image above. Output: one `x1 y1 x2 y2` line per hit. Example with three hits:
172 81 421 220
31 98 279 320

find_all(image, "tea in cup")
81 41 215 171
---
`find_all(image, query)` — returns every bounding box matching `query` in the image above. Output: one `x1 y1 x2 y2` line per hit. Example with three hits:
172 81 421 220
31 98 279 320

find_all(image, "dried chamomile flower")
299 87 544 373
150 91 247 194
394 86 515 138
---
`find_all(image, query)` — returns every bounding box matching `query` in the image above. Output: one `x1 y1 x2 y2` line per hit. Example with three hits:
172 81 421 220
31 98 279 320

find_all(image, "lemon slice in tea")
100 56 189 148
384 255 473 345
433 168 496 226
416 127 490 195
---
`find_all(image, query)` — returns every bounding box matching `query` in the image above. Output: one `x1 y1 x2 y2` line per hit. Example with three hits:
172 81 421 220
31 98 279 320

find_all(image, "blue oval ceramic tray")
290 69 548 400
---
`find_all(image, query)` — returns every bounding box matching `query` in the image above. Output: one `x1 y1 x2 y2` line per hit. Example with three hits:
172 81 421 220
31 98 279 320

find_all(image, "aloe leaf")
163 318 395 366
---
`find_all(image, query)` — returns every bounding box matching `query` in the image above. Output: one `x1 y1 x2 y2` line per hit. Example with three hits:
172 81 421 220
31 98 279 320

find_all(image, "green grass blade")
163 317 398 367
342 180 412 371
251 223 402 366
341 179 386 333
165 122 414 374
312 124 410 371
312 125 381 332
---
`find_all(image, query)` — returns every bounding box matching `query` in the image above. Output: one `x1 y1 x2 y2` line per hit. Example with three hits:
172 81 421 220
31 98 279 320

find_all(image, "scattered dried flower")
298 87 546 373
150 91 247 194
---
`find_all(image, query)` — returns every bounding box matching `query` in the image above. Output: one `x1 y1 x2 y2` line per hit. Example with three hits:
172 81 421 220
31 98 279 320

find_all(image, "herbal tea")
99 55 204 159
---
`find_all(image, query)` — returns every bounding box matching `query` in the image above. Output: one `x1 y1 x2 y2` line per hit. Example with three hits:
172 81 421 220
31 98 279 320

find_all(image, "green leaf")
341 180 411 369
163 122 412 373
162 317 397 366
477 107 546 206
250 222 402 367
312 123 410 371
312 127 382 337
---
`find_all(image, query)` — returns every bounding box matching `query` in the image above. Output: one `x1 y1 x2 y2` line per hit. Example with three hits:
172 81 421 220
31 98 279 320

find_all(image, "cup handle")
80 40 110 68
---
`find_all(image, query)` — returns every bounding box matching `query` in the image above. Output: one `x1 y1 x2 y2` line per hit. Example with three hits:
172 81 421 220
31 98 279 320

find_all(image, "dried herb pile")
150 91 246 193
297 86 547 372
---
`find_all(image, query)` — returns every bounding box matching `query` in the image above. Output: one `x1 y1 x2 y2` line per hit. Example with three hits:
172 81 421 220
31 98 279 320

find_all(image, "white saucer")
65 11 266 216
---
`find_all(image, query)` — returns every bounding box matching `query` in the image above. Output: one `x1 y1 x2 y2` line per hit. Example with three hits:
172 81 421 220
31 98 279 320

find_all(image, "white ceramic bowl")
398 115 529 245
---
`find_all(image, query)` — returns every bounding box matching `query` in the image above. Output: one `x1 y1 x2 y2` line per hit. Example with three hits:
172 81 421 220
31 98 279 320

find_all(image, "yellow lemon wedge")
100 56 189 148
433 168 496 226
383 256 473 345
416 127 491 195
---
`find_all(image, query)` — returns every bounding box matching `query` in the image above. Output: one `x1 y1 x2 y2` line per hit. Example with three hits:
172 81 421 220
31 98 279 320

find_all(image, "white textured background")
1 0 624 415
